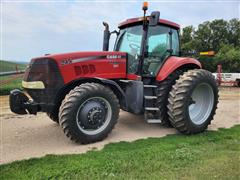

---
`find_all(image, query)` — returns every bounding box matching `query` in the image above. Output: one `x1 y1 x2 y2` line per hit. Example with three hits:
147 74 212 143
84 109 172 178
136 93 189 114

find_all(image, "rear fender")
156 56 202 81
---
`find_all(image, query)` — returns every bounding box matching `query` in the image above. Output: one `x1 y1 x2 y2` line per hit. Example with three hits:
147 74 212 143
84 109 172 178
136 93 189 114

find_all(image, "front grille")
23 58 64 109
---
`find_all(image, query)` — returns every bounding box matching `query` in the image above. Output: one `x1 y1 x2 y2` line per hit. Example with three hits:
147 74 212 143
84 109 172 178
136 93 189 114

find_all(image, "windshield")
115 25 142 73
115 25 179 75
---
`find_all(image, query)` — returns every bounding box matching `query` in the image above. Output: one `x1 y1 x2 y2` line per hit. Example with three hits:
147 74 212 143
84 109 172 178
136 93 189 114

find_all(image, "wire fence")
0 66 25 95
0 70 25 76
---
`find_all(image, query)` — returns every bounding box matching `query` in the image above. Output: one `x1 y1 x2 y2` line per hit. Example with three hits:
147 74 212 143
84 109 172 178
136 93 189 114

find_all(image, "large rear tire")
59 83 119 144
156 69 184 126
167 69 219 134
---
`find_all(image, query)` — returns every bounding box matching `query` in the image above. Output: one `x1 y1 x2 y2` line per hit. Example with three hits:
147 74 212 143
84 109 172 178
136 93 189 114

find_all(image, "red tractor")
10 3 218 144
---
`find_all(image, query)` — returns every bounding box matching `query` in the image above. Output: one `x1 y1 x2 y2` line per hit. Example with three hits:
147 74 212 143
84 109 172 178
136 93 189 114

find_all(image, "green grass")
0 60 26 95
0 75 23 95
1 125 239 180
0 60 27 73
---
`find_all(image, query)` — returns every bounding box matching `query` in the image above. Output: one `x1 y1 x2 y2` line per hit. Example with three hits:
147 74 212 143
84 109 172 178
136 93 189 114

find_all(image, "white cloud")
2 2 136 36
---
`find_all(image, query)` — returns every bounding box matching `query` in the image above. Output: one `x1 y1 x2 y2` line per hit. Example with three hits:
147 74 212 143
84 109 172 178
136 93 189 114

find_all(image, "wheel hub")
77 98 108 131
188 98 196 105
88 108 105 125
188 83 214 125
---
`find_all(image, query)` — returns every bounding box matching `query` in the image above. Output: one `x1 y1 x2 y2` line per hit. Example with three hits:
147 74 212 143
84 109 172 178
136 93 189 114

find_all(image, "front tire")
167 69 219 134
59 83 119 144
47 112 59 124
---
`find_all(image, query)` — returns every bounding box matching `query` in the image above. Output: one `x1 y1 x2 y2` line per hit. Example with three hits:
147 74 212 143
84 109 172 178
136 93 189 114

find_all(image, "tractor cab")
103 2 180 78
116 20 180 76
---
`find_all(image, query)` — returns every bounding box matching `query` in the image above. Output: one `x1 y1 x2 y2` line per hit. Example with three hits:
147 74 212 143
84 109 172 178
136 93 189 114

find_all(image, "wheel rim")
76 97 112 135
188 83 214 125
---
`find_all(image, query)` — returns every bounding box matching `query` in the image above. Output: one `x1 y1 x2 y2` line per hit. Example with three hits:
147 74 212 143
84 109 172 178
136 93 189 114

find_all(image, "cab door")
143 25 180 76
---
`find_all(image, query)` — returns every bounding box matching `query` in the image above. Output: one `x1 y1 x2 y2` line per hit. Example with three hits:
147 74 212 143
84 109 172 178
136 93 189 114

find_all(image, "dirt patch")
0 88 239 164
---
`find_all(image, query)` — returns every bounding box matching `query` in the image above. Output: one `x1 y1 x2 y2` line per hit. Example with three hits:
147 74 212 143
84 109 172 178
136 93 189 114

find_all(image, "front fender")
156 56 202 81
95 78 126 106
54 77 127 112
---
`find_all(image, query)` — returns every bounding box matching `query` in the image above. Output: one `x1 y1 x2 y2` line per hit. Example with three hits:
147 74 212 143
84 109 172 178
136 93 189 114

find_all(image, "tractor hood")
30 51 127 84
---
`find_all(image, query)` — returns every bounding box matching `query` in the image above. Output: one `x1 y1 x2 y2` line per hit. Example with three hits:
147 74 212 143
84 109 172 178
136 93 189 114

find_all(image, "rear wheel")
167 69 218 134
59 83 119 144
156 69 184 126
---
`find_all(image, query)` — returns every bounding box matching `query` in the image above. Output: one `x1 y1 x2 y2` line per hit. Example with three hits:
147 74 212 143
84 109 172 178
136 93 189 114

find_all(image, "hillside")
0 60 27 73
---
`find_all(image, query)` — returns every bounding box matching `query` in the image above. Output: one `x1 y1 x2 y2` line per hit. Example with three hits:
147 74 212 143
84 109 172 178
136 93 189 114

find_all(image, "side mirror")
149 11 160 26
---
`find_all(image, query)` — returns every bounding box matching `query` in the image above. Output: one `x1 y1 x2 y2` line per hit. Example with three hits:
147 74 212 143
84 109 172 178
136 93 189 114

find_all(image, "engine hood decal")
72 56 107 63
32 51 127 66
60 55 126 66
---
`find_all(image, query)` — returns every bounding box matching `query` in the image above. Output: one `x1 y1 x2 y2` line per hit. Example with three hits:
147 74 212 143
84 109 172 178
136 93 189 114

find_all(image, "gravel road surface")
0 87 239 164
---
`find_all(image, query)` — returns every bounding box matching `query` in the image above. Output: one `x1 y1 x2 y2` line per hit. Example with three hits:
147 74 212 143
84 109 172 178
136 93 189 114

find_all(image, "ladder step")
147 119 162 123
119 80 132 83
144 85 157 88
145 107 159 111
144 96 157 99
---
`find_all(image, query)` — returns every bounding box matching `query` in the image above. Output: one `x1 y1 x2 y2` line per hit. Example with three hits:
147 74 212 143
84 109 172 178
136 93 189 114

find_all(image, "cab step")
147 119 162 123
144 84 161 123
145 107 159 111
119 80 133 83
144 96 157 99
144 85 157 88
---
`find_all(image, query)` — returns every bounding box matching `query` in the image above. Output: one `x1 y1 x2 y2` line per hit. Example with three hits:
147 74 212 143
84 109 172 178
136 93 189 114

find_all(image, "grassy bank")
0 75 23 95
0 60 26 95
1 125 239 180
0 60 27 72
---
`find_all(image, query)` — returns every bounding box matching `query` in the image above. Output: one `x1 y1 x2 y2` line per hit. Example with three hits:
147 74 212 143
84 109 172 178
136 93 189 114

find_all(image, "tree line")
180 18 240 72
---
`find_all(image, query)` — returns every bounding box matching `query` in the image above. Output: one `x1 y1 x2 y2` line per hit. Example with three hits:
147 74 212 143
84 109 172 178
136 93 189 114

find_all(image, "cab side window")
147 26 170 58
172 29 180 56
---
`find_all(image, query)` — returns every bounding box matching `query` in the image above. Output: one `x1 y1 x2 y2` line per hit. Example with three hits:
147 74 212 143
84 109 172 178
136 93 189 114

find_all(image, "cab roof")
118 17 180 29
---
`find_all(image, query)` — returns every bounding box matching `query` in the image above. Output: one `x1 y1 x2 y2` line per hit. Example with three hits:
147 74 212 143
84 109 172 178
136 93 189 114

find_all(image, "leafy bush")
181 18 240 72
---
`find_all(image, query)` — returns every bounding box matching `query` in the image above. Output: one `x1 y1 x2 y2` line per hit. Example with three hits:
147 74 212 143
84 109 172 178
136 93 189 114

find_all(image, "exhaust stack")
102 22 110 51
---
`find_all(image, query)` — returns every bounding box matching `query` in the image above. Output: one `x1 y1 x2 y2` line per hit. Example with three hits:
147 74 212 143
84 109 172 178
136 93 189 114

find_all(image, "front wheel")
47 112 59 124
167 69 219 134
59 83 119 144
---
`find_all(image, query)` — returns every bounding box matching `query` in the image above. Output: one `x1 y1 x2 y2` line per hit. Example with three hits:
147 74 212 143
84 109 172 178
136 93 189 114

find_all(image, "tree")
228 18 240 47
180 18 240 72
214 44 240 72
181 26 194 44
209 19 228 51
194 21 212 51
181 26 195 52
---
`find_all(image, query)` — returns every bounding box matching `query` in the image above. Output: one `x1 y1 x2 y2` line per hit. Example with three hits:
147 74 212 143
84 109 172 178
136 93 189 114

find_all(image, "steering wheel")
129 43 140 51
128 54 139 73
127 43 140 73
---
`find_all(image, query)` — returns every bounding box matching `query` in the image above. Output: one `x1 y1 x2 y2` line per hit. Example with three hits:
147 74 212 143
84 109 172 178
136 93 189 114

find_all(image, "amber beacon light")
143 2 148 11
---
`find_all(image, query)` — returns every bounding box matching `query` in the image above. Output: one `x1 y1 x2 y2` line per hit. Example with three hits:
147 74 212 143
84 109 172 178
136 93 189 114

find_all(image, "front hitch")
9 89 39 115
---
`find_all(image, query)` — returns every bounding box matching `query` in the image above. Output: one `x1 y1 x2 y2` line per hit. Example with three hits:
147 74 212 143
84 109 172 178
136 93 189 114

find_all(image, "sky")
1 0 239 62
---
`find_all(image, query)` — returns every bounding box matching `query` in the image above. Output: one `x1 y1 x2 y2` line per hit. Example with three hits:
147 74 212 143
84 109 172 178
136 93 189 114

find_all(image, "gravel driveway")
0 88 239 164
